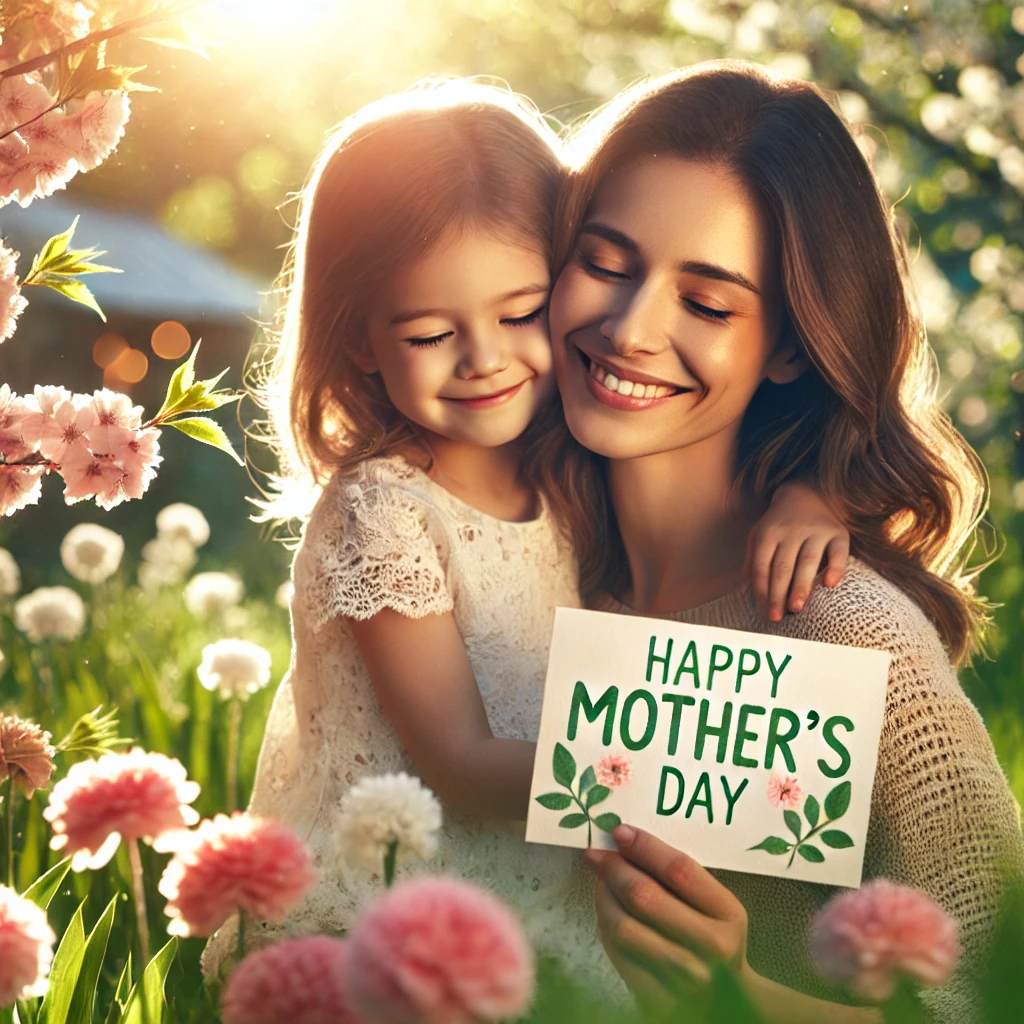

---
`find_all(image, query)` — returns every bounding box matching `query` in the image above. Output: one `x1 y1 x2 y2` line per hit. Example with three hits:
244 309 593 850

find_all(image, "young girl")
203 79 850 987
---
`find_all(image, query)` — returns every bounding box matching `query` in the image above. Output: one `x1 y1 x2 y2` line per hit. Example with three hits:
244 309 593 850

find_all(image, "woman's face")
549 155 801 461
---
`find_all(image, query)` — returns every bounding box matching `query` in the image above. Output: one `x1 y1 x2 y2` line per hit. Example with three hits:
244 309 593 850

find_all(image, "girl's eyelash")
406 332 452 347
501 304 547 327
685 299 733 321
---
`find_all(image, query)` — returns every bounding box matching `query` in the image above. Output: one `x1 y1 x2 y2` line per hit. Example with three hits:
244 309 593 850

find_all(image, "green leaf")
38 900 87 1024
31 217 79 266
67 896 117 1024
32 277 106 321
593 813 622 833
22 858 72 910
157 339 203 418
120 937 178 1024
104 955 132 1024
747 836 792 855
535 792 573 811
824 781 852 821
820 829 855 849
797 843 825 863
784 809 802 840
804 794 820 829
552 743 576 789
558 813 588 829
585 784 611 808
167 417 244 466
578 765 597 797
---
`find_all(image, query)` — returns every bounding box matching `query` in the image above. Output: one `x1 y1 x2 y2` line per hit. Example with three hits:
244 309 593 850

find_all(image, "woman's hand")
745 480 850 622
584 824 752 1008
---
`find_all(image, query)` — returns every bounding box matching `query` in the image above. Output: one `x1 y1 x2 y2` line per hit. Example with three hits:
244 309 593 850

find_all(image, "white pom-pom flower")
60 523 124 584
0 885 56 1005
156 502 210 548
183 571 244 617
197 639 272 700
137 535 196 591
334 772 442 876
13 586 86 642
0 547 20 598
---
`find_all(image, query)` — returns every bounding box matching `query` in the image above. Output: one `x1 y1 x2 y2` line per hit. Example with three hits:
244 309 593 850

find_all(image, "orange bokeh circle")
151 320 191 360
109 347 149 384
92 332 128 369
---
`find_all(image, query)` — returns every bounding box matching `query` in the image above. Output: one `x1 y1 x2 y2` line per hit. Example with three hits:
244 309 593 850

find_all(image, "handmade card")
526 608 891 888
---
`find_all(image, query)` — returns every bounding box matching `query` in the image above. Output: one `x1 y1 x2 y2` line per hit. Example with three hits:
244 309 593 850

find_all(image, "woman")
536 61 1024 1022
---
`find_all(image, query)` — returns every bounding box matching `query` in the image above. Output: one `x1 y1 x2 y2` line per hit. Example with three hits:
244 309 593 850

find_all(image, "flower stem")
226 699 243 812
570 786 592 848
383 839 398 887
4 776 14 889
128 839 150 970
236 910 248 965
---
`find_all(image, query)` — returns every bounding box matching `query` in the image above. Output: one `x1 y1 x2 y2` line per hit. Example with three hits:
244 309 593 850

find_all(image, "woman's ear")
765 343 809 385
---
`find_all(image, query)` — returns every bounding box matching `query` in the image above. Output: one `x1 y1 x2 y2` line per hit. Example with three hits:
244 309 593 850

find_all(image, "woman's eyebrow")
580 222 639 253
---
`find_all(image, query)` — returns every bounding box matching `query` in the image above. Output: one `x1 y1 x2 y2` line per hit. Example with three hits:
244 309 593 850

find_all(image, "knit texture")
607 559 1024 1022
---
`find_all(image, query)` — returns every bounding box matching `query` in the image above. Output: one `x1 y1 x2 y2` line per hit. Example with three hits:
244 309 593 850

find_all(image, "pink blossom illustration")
766 770 802 810
595 753 634 789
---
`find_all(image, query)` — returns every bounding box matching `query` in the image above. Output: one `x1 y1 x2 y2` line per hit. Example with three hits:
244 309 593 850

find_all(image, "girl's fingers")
747 532 778 616
823 533 851 587
766 539 804 622
786 538 827 613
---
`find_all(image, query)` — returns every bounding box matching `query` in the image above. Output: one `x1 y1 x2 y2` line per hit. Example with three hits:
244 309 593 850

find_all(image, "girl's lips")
442 380 527 409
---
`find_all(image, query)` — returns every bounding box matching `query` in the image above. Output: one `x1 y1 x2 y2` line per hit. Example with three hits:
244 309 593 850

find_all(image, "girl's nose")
456 330 509 379
600 280 672 357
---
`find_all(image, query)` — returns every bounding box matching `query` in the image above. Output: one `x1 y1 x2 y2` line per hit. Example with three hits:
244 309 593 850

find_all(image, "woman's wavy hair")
253 79 562 515
529 60 989 665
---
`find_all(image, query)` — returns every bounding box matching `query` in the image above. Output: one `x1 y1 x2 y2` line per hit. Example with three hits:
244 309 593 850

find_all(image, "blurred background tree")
3 0 1023 794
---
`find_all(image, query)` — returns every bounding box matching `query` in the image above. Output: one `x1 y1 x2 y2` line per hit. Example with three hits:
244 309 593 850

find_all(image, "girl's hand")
584 825 752 1008
744 481 849 622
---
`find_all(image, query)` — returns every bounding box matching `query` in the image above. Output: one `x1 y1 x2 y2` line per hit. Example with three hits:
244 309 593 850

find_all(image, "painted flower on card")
767 770 802 810
595 753 633 789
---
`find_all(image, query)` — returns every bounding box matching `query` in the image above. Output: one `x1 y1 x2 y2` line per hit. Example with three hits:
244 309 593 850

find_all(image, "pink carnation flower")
159 813 316 938
43 748 200 871
347 877 535 1024
220 937 356 1024
0 713 56 797
811 879 960 1002
0 885 56 1006
595 753 633 789
0 240 27 343
766 770 802 810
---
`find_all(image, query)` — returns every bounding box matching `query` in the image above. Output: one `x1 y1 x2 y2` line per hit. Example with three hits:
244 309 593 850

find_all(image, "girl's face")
549 155 802 461
361 229 554 449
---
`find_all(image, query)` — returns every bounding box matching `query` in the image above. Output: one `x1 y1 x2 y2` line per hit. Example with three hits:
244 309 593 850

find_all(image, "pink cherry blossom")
347 877 535 1024
16 386 72 449
59 447 127 509
0 466 43 518
0 385 32 461
0 4 92 66
0 240 28 343
57 91 131 171
30 392 91 463
595 753 633 789
0 74 53 138
0 885 56 1006
118 427 161 500
159 813 316 938
811 879 960 1002
43 748 200 871
220 937 356 1024
766 770 802 810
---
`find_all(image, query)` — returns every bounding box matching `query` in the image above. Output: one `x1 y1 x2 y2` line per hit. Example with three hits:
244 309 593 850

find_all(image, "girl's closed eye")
500 303 547 327
406 331 453 348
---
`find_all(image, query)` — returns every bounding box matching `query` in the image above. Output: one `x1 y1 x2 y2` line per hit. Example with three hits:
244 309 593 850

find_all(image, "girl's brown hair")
256 79 562 506
531 60 988 664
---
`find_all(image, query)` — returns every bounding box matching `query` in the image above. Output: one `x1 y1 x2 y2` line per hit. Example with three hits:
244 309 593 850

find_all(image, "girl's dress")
203 454 620 993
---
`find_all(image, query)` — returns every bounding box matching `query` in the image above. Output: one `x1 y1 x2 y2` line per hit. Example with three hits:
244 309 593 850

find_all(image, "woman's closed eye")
577 250 631 281
500 303 547 328
685 299 733 322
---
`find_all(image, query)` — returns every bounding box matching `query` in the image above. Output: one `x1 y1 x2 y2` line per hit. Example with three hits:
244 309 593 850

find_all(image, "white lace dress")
203 455 621 995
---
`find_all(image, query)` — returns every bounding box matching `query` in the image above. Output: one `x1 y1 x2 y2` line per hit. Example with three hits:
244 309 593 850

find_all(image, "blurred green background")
2 0 1024 802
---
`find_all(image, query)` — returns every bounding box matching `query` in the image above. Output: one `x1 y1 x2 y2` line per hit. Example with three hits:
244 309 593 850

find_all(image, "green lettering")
694 699 733 763
735 648 761 693
657 766 685 815
732 704 766 768
766 651 793 699
647 636 674 687
685 771 714 823
720 775 749 825
818 716 854 779
568 681 619 746
620 690 658 751
765 707 800 772
661 693 696 756
672 639 701 688
707 644 734 691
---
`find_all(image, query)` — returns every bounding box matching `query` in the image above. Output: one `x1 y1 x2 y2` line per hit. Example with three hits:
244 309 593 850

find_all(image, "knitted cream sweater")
608 558 1024 1022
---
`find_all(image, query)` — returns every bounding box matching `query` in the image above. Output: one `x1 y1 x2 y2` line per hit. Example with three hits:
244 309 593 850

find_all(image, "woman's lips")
578 350 692 410
442 380 527 409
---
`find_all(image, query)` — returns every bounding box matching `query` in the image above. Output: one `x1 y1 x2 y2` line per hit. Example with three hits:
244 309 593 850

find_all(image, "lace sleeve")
299 467 455 631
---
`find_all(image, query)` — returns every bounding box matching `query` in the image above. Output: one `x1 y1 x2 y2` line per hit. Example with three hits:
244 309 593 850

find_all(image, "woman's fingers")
786 537 827 614
823 533 850 587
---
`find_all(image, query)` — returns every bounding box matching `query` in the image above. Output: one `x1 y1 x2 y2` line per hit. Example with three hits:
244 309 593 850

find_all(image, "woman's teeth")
587 358 677 399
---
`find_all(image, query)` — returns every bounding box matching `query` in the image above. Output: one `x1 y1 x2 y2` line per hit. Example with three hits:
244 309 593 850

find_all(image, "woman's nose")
456 329 509 379
600 281 672 357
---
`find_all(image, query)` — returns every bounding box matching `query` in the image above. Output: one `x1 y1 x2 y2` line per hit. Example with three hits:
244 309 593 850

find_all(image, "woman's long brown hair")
529 60 988 665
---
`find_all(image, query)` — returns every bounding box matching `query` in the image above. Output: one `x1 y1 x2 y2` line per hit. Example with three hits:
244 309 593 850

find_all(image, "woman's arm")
585 826 881 1023
349 608 535 820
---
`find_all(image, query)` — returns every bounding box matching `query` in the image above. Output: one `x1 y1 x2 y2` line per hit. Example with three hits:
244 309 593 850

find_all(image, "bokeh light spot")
108 347 149 385
93 332 129 369
152 320 192 360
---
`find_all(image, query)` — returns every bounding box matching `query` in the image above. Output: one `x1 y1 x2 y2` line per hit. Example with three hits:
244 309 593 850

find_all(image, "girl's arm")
349 608 534 820
745 481 850 623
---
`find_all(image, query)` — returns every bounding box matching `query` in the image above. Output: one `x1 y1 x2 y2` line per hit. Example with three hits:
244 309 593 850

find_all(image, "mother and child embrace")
204 61 1024 1021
